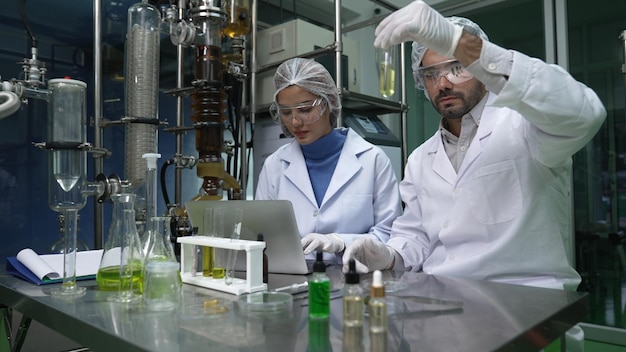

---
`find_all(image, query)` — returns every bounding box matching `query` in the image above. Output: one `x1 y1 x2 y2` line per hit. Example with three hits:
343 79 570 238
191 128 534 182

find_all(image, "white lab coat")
256 127 403 263
388 48 607 290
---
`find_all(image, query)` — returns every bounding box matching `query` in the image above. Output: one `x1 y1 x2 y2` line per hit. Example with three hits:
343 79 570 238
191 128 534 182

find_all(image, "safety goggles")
269 98 326 125
417 59 474 87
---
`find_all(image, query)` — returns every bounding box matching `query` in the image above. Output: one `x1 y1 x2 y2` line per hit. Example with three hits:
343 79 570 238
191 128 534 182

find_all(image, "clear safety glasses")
270 98 326 125
417 59 474 87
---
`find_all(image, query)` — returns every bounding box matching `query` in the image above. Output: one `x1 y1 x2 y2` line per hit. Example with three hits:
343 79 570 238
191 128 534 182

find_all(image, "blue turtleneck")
301 129 347 207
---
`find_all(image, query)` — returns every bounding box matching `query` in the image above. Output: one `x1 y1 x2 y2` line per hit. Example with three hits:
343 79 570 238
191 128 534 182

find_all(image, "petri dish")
180 296 232 319
361 279 409 293
237 291 293 313
383 280 409 293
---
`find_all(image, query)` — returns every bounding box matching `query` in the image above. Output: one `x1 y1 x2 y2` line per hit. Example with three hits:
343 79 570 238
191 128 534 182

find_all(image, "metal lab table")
0 266 588 352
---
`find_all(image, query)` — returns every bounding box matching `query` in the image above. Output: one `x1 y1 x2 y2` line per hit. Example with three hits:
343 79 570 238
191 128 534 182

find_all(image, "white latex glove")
342 238 396 274
374 0 463 57
301 233 345 254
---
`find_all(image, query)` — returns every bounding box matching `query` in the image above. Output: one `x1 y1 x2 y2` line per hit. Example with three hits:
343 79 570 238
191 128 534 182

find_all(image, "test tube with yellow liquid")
376 46 397 98
202 207 225 278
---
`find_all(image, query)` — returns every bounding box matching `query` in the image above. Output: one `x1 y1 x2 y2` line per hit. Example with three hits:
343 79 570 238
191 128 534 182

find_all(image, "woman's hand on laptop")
301 233 345 254
342 238 396 274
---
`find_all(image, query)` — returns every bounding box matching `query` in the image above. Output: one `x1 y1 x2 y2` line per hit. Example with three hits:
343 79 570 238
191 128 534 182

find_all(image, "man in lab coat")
343 2 607 290
255 58 403 264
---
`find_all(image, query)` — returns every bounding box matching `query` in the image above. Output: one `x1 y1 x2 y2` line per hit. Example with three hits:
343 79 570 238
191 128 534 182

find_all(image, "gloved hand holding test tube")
224 208 243 285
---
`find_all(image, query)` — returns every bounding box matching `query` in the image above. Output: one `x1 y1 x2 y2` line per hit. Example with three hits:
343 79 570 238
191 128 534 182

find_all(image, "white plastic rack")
177 236 267 295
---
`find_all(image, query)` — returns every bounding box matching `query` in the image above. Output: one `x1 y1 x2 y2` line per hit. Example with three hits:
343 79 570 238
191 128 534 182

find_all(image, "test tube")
376 46 397 98
224 208 243 285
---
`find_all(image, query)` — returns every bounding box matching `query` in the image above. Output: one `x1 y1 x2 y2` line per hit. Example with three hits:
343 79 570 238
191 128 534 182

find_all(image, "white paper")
16 248 59 280
16 248 104 280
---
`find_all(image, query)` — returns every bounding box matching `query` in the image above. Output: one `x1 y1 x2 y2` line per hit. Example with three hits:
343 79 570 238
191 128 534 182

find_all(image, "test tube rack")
177 236 267 295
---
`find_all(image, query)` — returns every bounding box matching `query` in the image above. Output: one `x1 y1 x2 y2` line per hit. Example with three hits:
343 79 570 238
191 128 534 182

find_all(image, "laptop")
184 200 311 275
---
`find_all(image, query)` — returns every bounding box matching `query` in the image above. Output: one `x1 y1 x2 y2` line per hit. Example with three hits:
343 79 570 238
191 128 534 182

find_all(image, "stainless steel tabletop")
0 266 588 352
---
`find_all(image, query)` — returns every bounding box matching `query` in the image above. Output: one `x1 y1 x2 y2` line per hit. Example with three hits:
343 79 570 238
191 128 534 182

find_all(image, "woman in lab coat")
255 58 403 264
343 3 607 291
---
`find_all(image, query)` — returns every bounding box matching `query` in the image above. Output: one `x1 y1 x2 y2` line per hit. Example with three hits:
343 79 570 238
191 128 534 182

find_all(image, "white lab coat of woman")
256 127 403 263
387 49 606 290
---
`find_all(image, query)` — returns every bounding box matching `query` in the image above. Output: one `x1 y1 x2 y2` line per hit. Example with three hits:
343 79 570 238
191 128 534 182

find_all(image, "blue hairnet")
411 16 489 90
272 58 341 137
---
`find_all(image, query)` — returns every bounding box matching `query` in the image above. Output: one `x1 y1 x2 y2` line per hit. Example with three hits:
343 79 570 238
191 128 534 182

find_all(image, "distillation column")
124 0 162 220
188 0 242 201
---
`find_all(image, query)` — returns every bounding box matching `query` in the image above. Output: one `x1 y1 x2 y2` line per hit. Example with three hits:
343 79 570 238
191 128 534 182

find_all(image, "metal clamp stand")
177 236 267 295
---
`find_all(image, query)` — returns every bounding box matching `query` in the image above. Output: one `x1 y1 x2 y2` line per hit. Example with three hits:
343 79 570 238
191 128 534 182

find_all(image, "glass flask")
97 193 144 303
48 213 90 254
144 216 178 264
223 0 250 38
143 216 180 310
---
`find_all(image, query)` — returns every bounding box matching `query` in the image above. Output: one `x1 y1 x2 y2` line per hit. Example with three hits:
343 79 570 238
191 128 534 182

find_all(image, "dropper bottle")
369 270 387 352
343 258 364 352
308 251 330 319
343 258 364 327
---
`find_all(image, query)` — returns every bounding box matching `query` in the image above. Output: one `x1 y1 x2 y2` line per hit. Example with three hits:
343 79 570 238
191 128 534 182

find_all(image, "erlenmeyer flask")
143 216 181 311
97 193 144 300
144 216 178 264
110 208 144 303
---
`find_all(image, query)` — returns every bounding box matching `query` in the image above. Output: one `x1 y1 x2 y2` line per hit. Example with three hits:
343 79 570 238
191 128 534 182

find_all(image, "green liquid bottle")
308 315 332 352
308 251 330 319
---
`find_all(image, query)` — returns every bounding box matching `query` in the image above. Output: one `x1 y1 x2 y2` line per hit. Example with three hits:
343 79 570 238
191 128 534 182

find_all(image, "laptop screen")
184 200 310 275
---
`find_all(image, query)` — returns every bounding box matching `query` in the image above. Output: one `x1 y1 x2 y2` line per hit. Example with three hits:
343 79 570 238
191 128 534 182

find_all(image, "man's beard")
433 82 486 120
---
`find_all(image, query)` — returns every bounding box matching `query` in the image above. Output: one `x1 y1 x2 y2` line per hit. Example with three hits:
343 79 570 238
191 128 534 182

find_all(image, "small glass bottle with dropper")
308 251 330 319
369 270 387 352
343 258 364 352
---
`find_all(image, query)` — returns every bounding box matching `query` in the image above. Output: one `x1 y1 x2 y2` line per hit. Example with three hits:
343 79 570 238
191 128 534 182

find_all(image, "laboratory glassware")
142 216 180 311
140 152 161 253
144 216 178 264
308 251 330 319
109 208 144 303
224 208 243 285
48 213 90 254
97 193 144 301
307 312 331 352
46 78 88 298
369 270 388 352
343 258 364 352
143 261 181 311
124 0 160 195
202 207 225 277
223 0 250 38
376 45 397 98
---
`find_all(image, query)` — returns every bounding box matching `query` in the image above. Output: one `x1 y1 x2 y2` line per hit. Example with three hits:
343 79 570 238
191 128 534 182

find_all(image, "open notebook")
185 200 311 275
